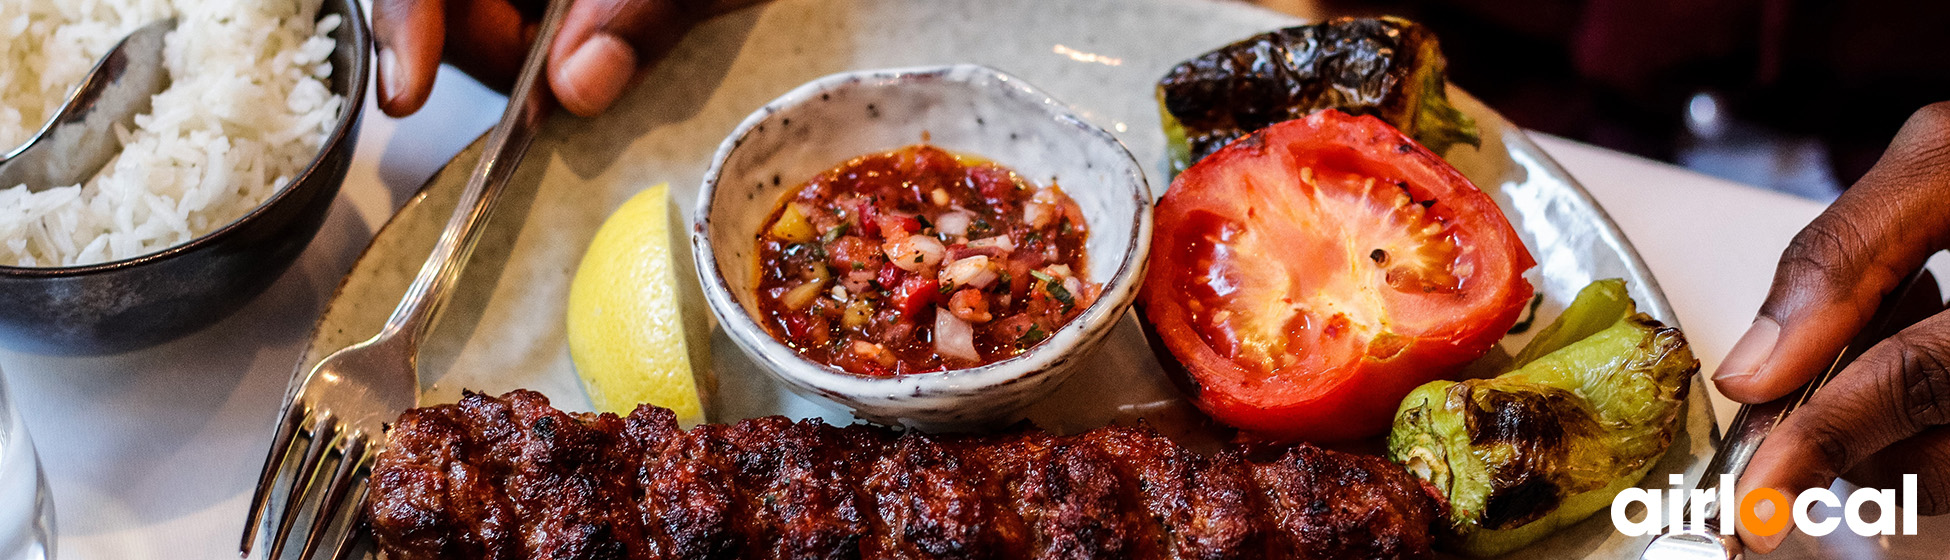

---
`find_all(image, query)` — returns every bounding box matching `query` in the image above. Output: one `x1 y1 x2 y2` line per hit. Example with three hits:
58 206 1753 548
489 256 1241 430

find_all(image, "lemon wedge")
566 183 712 424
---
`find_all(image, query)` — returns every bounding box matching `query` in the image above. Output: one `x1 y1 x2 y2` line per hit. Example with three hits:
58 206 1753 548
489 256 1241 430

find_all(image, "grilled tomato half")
1140 110 1535 442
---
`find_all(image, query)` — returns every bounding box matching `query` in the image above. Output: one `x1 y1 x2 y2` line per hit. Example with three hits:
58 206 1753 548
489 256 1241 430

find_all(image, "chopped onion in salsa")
755 145 1100 376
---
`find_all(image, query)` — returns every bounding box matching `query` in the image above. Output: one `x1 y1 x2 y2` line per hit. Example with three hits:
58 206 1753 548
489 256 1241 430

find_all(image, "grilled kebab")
367 390 1441 560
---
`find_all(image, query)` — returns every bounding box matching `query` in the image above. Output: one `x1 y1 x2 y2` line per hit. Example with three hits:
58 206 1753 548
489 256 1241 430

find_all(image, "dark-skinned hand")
373 0 764 118
1715 101 1950 553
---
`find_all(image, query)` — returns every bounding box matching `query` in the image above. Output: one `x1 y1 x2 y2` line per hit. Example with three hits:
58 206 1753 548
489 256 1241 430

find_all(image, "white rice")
0 0 344 267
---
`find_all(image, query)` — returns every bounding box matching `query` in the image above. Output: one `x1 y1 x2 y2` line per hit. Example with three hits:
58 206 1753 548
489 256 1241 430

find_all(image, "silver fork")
237 1 570 558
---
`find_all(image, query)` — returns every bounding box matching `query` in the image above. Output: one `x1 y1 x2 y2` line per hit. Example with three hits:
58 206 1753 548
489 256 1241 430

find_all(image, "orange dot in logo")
1740 488 1791 536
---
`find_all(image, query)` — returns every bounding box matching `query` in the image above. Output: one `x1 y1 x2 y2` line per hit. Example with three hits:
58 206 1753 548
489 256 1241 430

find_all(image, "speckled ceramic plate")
306 0 1717 557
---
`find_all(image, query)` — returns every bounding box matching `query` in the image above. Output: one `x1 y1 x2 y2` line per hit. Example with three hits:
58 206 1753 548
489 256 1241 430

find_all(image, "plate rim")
299 86 1719 438
301 3 1720 555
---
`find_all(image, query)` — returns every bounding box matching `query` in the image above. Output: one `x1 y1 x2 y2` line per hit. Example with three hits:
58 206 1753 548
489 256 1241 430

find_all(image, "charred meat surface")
368 390 1441 560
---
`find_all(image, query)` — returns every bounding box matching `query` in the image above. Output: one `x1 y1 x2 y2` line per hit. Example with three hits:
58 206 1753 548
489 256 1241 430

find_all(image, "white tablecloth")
3 62 1941 559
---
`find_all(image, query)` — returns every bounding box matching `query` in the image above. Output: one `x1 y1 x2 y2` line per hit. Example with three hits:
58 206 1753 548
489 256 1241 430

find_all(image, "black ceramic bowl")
0 0 370 354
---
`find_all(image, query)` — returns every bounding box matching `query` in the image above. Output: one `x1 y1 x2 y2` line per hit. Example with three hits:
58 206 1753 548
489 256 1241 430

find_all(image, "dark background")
1256 0 1950 200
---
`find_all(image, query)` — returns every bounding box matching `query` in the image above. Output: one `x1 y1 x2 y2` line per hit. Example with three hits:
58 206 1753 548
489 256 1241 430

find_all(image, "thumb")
372 0 448 117
1733 311 1950 553
1713 102 1950 404
545 0 763 117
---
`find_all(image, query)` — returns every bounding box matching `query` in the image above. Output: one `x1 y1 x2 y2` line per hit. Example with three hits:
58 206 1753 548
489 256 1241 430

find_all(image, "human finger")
1735 310 1950 553
545 0 767 116
1714 102 1950 404
439 0 536 92
373 0 449 116
1841 427 1950 515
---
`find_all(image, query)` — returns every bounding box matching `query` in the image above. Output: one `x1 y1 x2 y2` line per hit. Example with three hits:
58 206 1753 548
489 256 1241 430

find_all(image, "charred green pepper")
1509 278 1636 367
1156 16 1480 173
1387 279 1696 557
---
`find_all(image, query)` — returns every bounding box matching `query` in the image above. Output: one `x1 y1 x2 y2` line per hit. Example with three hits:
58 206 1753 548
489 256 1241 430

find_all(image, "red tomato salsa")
755 145 1101 376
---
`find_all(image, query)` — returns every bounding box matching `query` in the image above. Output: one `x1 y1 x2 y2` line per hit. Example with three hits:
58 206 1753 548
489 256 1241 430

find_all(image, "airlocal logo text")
1611 474 1920 537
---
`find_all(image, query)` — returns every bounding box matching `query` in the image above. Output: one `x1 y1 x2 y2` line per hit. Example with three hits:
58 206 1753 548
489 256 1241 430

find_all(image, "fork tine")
240 402 307 555
329 478 372 560
268 414 339 560
298 434 368 560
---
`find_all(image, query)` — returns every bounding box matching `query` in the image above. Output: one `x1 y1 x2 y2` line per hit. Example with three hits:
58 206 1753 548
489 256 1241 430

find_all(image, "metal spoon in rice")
0 18 174 191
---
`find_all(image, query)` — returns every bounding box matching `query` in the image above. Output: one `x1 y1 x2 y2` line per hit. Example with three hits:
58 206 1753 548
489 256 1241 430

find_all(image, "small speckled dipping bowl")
694 65 1153 428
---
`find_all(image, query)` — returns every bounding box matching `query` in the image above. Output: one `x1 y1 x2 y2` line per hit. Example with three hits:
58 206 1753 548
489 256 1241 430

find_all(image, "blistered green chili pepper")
1509 278 1636 366
1156 16 1481 175
1388 279 1697 557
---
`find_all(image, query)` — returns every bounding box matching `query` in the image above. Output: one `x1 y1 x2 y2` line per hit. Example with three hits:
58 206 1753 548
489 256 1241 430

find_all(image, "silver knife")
1641 269 1931 559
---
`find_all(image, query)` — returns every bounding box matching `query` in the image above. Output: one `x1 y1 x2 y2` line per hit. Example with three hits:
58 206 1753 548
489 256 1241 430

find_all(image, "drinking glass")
0 364 54 560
